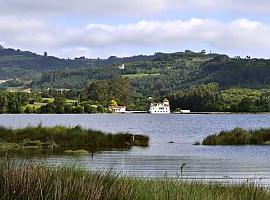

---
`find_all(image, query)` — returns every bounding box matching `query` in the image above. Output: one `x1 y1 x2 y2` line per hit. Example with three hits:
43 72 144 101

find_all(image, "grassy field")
0 160 269 200
42 97 54 103
23 104 42 110
0 125 149 153
42 98 79 104
202 127 270 145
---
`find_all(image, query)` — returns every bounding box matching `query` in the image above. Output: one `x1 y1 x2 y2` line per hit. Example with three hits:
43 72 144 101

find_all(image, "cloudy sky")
0 0 270 58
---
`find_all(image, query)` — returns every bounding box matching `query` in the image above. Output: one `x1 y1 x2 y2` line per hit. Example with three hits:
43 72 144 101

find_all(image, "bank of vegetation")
0 160 269 200
169 84 270 113
202 128 270 145
0 125 149 153
2 83 270 114
1 47 270 113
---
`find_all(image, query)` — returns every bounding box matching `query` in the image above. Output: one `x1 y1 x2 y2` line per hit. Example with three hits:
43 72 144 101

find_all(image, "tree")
0 94 8 113
169 83 220 112
73 106 84 113
25 106 34 113
237 98 257 113
84 104 97 113
54 97 65 114
86 80 110 106
85 78 130 107
110 100 118 106
256 92 270 112
97 105 105 113
64 105 73 114
40 103 54 113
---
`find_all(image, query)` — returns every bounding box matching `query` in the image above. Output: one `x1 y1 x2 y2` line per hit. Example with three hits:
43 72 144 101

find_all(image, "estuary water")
0 114 270 186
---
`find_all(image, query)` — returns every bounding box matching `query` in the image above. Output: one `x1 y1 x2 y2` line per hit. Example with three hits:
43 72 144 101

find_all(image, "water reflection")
1 114 270 186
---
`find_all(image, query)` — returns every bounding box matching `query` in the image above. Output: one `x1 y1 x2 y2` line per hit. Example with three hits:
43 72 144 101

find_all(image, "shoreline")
1 112 270 115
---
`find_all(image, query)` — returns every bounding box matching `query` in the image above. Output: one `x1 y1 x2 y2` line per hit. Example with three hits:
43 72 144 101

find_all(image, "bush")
84 104 97 114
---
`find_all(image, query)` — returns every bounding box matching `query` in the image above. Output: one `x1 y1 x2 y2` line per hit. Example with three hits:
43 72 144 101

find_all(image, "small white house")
0 80 9 84
149 99 170 114
108 106 126 113
118 64 125 70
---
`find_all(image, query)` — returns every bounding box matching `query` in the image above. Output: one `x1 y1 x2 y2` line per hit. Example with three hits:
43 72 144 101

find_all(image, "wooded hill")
1 46 270 98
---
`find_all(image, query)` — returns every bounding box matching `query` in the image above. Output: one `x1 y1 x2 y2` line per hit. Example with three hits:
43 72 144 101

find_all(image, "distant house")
118 64 125 70
108 106 126 113
149 98 170 114
0 79 10 84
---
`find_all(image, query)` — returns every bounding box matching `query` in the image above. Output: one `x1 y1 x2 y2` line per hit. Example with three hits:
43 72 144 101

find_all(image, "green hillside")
1 46 270 99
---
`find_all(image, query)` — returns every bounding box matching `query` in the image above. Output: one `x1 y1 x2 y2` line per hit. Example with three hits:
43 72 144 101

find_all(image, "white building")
118 64 125 70
108 106 126 113
181 110 191 114
149 99 170 114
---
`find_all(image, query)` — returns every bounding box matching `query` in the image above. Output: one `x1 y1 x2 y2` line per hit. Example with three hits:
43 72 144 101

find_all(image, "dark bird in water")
169 141 175 144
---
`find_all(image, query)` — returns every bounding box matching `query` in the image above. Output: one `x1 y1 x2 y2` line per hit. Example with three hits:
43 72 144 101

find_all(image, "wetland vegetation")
0 160 269 200
0 125 149 154
202 128 270 145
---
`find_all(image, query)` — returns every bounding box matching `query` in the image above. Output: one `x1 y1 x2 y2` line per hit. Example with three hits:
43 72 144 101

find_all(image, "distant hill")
0 46 156 79
1 46 270 97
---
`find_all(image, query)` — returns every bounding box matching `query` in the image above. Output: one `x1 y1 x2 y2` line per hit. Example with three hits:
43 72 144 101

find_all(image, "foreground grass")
0 125 149 153
0 160 269 200
202 127 270 145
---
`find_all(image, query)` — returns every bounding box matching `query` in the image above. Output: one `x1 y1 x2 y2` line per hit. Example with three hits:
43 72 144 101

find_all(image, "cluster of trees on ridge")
169 84 270 112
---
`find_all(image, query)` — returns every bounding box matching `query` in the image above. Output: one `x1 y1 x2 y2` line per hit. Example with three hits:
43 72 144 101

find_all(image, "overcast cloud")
1 0 270 16
0 0 269 58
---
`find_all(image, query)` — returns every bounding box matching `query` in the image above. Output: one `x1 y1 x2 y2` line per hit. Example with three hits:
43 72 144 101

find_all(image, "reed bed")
0 125 149 153
0 160 269 200
202 127 270 145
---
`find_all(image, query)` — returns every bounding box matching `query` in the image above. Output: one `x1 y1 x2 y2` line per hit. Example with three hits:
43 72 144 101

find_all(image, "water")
1 114 270 186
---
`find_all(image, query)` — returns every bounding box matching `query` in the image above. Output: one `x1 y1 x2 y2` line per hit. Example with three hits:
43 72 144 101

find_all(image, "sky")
0 0 270 58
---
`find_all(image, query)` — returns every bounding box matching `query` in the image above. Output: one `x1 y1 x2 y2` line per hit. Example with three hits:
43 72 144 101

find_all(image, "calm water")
1 114 270 186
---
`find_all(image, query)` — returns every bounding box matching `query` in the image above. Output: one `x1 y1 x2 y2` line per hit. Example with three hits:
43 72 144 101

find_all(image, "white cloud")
0 16 270 58
0 0 270 17
0 0 166 17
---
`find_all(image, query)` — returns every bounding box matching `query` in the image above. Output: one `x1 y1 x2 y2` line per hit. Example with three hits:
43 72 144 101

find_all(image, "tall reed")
0 160 269 200
0 125 149 152
202 127 270 145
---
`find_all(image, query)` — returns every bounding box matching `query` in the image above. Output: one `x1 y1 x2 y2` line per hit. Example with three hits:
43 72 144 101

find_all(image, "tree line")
168 84 270 112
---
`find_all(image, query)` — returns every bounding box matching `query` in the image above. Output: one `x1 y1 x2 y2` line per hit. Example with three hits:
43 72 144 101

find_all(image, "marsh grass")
202 127 270 145
0 160 269 200
64 149 90 155
0 125 149 153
